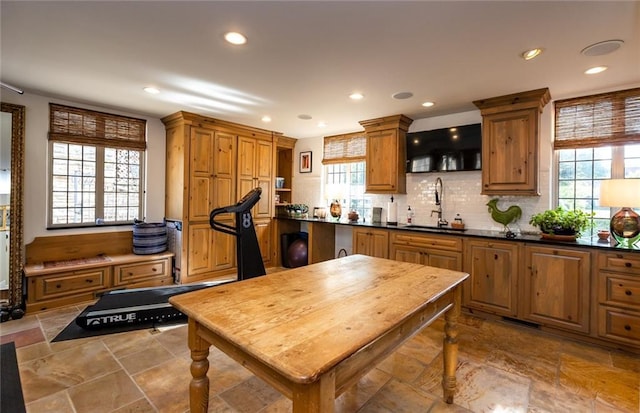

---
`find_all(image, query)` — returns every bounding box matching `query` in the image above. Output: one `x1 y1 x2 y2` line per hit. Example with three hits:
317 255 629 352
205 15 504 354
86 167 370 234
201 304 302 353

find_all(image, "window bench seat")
24 231 174 313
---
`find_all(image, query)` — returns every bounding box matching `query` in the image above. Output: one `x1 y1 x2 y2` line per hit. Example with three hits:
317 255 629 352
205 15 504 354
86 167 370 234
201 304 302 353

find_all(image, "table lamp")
599 179 640 248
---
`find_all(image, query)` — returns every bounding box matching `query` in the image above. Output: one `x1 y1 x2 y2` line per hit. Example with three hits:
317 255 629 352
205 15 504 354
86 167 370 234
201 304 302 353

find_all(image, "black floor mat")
0 341 26 413
51 316 186 342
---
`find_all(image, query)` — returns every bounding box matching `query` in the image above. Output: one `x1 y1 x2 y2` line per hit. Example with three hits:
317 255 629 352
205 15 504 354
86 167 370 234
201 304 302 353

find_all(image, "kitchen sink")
402 224 466 232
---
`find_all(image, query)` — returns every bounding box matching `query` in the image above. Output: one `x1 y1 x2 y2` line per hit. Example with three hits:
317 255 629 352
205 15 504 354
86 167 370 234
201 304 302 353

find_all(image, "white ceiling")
1 1 639 138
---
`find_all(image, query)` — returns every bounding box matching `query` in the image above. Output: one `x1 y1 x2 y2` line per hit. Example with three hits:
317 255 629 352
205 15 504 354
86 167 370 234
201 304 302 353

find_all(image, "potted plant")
529 206 594 239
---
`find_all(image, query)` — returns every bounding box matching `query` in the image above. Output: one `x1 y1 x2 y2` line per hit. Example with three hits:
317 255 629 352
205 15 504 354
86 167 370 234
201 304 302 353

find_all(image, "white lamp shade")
599 179 640 208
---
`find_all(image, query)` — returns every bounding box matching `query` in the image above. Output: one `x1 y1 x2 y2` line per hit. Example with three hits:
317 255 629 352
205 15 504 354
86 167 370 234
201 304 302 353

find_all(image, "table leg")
292 370 335 413
442 287 461 404
188 319 211 413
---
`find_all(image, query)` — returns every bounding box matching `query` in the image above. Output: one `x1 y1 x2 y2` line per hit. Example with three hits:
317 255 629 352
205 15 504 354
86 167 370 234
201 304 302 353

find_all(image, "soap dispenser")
407 206 414 224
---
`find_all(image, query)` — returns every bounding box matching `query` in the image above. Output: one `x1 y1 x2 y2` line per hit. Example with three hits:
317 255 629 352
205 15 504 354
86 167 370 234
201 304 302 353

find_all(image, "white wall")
1 91 166 244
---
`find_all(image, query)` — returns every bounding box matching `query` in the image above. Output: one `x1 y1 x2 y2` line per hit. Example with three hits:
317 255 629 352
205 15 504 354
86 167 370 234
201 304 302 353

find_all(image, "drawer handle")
624 262 632 268
85 279 93 283
624 324 631 331
626 290 633 296
56 284 61 289
152 268 157 272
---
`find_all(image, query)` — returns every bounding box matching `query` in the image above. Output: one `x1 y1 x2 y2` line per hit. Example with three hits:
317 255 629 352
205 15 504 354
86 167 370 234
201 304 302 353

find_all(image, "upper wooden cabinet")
359 115 413 194
473 88 550 196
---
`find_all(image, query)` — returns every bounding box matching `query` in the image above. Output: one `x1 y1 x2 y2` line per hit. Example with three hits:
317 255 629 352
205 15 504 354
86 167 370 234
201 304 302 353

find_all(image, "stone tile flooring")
1 299 638 412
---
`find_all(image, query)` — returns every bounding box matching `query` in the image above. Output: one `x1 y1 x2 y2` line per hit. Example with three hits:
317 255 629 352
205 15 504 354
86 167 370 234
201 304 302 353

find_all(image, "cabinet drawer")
599 272 640 309
598 307 640 346
391 232 462 251
33 268 110 301
114 258 171 286
598 252 640 274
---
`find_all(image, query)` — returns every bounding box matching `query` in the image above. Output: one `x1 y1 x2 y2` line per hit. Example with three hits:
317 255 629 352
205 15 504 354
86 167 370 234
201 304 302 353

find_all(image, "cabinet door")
391 245 423 264
523 245 591 333
366 129 404 193
425 250 462 271
353 228 389 258
187 222 235 278
464 240 519 316
255 219 272 265
481 109 537 195
237 137 273 219
189 127 215 221
213 131 236 215
255 140 273 219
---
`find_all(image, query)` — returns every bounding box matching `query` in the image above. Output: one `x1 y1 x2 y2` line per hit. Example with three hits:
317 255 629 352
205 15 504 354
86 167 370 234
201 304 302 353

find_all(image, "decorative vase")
330 200 342 218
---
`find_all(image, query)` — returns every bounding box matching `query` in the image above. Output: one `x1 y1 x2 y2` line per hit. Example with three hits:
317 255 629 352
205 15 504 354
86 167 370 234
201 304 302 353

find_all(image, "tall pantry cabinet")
162 111 277 284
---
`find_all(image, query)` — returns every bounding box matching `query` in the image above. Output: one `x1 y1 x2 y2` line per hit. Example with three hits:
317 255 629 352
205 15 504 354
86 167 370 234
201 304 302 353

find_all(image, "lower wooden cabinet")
255 219 273 265
596 251 640 348
389 231 462 271
522 245 591 333
353 228 389 259
464 240 520 317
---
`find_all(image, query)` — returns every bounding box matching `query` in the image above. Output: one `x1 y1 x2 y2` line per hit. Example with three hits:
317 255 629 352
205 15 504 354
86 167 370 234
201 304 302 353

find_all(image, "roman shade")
554 87 640 149
49 103 147 150
322 132 366 164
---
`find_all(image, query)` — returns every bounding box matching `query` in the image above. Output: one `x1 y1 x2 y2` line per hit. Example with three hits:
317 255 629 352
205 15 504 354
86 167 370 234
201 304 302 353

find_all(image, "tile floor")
1 297 639 413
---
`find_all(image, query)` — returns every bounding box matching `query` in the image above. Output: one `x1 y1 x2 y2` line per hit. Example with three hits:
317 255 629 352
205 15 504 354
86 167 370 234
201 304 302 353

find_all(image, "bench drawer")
598 307 640 346
114 258 171 286
31 267 110 301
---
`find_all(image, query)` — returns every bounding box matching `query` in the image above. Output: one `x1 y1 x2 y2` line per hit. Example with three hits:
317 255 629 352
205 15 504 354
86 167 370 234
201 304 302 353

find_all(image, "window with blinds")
554 88 640 239
322 132 366 164
554 87 640 149
47 104 146 228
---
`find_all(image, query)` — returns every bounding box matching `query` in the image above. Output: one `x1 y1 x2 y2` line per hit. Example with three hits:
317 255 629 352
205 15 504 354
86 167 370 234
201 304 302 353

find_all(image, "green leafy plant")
529 206 594 236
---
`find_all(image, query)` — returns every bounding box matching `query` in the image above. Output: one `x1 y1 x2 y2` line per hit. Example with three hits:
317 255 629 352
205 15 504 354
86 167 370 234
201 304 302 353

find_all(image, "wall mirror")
0 102 24 308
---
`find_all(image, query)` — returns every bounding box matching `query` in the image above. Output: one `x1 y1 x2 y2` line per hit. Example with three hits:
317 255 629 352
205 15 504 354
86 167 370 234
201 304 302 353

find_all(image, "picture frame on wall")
299 151 312 173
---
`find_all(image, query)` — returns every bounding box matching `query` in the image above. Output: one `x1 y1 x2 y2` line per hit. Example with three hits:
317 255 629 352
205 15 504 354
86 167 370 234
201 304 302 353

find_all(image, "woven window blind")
554 87 640 149
322 132 366 164
49 103 147 150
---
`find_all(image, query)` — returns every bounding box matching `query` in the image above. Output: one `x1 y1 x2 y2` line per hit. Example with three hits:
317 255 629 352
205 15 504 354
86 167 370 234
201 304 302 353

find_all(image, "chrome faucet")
430 177 448 228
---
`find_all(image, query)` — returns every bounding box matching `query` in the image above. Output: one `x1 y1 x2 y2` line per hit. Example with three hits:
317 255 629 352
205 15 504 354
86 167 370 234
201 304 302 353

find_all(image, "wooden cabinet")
237 135 273 219
596 251 640 348
352 227 389 258
359 115 413 194
523 245 591 333
473 88 550 196
113 258 171 286
163 111 277 283
390 231 462 271
464 240 520 317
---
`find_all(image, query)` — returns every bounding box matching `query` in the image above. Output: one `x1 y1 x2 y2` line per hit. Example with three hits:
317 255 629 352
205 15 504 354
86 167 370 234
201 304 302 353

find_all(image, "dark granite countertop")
276 216 640 254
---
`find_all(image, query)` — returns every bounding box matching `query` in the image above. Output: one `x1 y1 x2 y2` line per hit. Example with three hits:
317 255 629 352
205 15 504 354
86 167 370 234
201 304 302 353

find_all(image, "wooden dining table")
169 254 469 412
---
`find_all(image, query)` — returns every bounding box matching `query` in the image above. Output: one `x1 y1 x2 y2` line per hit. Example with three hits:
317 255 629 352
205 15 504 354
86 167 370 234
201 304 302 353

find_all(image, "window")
325 161 370 219
555 88 640 238
322 132 370 219
48 104 146 228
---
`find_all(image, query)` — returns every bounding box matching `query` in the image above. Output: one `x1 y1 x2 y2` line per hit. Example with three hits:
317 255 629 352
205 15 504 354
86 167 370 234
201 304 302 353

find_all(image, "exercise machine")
75 188 266 330
209 186 266 280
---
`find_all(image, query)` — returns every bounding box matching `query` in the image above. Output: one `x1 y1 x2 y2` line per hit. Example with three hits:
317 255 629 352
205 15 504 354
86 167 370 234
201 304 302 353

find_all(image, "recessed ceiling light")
349 93 364 100
392 92 413 100
261 115 271 123
521 48 543 60
143 87 160 94
585 66 608 75
224 31 247 45
317 121 327 128
422 101 435 107
297 114 312 120
581 40 624 56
